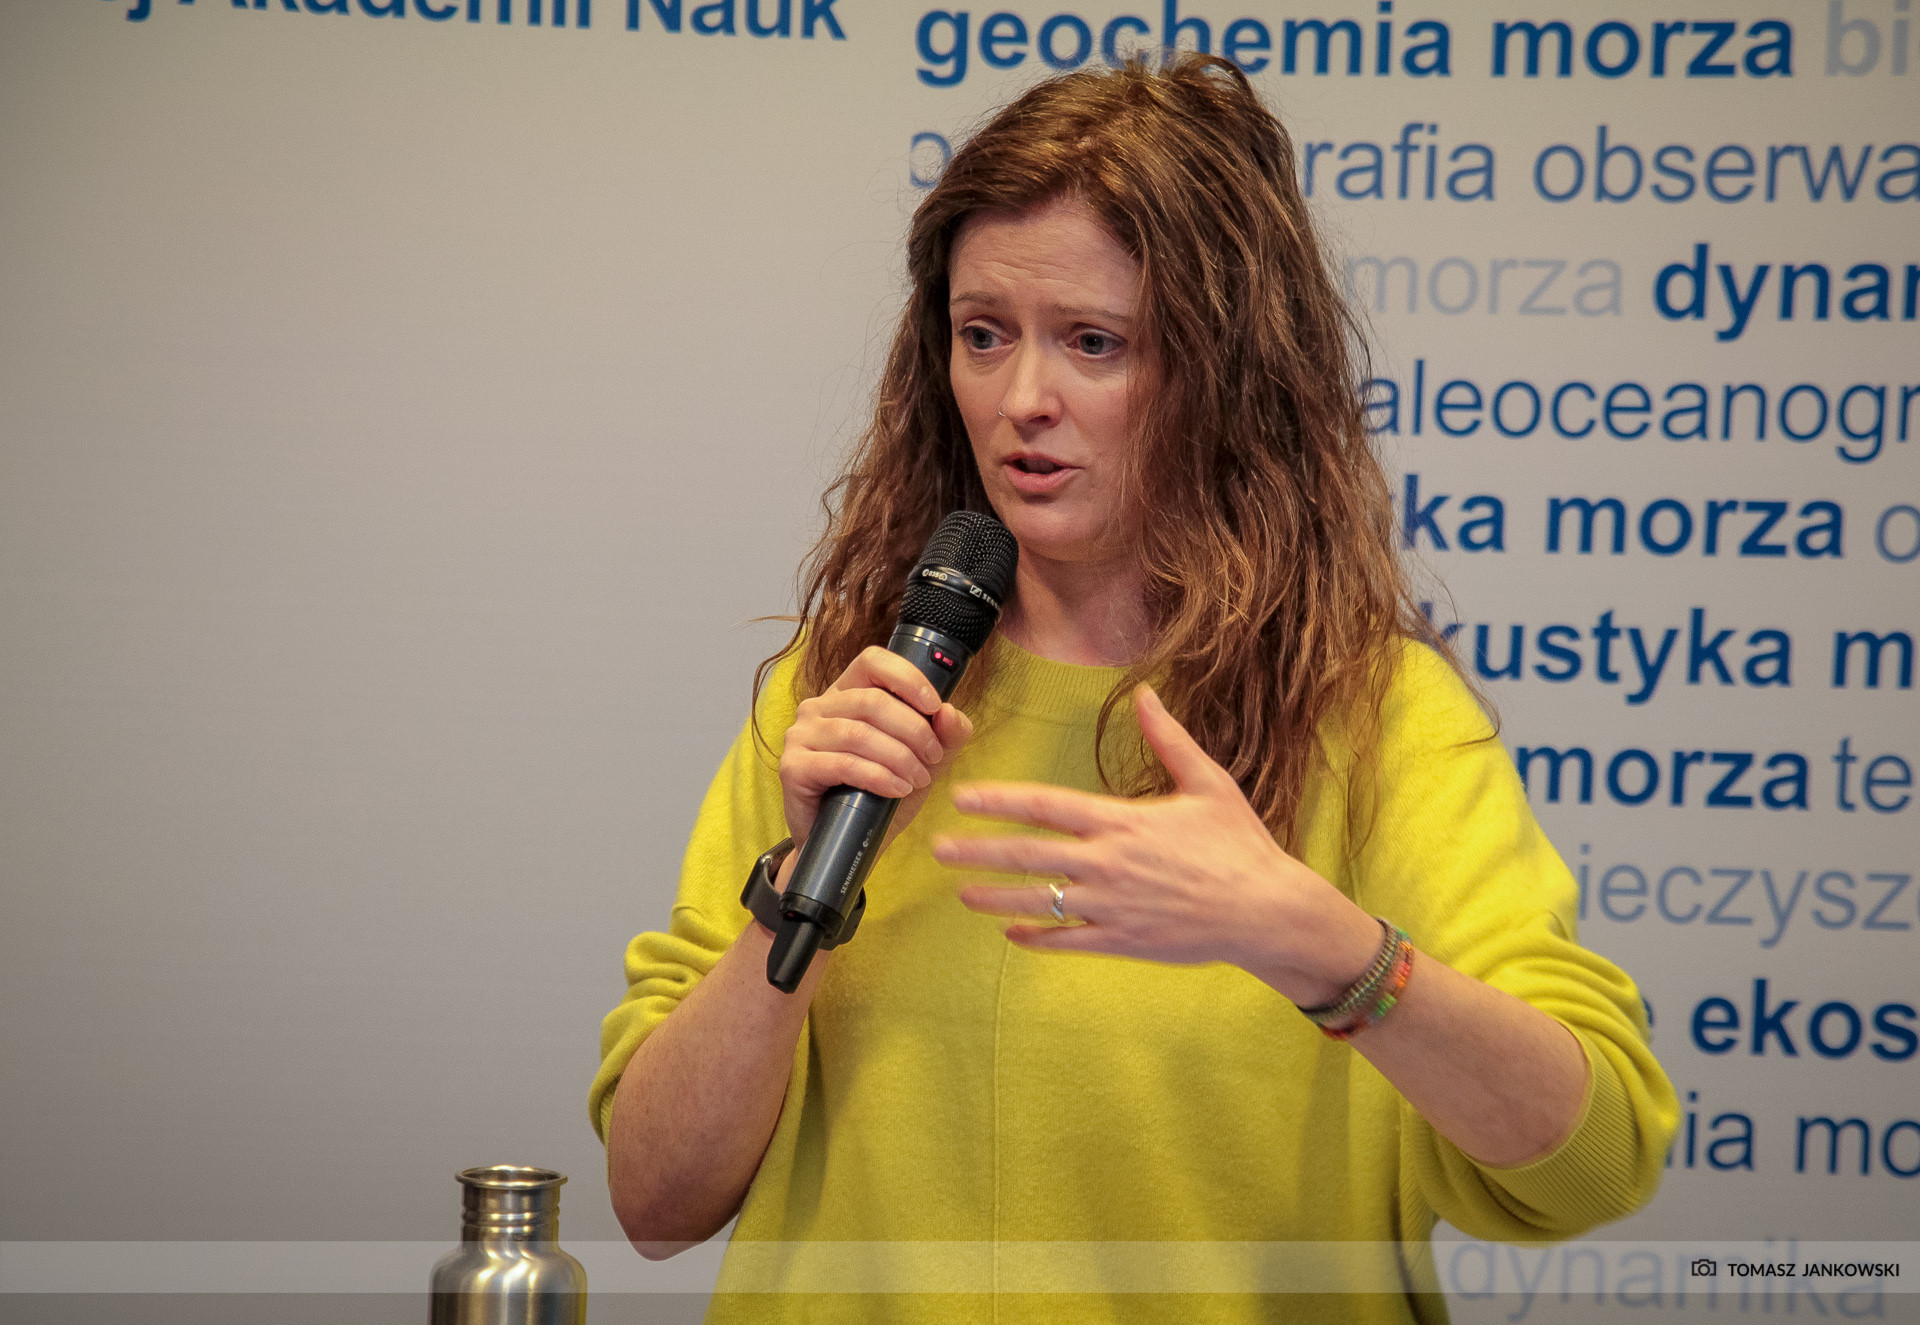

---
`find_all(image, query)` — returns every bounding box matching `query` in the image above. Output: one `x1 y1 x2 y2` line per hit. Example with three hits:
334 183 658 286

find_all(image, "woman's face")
947 197 1145 568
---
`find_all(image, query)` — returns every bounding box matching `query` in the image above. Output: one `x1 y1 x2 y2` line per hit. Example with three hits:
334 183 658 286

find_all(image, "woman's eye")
961 326 999 351
1077 331 1119 356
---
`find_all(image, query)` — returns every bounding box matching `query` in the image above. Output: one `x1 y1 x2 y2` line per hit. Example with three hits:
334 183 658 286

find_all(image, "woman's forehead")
949 199 1139 312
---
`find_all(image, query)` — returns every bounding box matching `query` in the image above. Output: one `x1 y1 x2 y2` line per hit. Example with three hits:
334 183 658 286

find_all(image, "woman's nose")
997 344 1062 427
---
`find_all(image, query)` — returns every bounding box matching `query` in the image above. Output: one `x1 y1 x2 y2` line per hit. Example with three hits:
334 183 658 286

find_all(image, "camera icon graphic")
1690 1258 1718 1277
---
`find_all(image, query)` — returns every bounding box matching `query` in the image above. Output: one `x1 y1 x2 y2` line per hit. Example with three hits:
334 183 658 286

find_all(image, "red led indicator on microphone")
932 649 956 669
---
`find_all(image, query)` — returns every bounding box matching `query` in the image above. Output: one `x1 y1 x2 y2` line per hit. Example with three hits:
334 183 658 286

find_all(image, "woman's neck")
999 551 1149 668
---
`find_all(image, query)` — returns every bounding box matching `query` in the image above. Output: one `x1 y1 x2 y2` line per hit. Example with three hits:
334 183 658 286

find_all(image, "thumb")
1134 685 1234 797
931 702 975 765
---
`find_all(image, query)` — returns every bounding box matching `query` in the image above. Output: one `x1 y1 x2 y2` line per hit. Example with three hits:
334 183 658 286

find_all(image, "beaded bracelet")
1297 918 1415 1041
1320 931 1413 1041
1297 917 1396 1024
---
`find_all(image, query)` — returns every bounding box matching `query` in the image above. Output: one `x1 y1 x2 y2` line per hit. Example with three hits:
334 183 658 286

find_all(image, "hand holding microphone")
764 511 1019 991
778 649 973 861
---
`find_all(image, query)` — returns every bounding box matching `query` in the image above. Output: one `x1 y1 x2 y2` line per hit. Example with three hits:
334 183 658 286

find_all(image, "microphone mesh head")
899 511 1019 651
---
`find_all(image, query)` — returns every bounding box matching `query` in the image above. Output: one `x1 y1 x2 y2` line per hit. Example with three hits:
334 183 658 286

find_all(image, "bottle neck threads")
456 1166 565 1243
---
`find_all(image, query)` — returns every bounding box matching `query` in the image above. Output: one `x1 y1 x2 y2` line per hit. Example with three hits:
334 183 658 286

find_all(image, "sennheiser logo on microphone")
914 564 1003 610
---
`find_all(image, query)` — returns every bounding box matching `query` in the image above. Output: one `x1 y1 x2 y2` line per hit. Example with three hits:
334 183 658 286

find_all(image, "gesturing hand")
933 684 1380 1008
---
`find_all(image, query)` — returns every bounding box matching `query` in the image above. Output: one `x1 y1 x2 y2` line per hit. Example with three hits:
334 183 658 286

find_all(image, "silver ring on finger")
1048 881 1068 923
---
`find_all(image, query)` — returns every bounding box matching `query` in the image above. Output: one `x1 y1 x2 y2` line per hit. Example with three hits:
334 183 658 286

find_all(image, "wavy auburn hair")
758 55 1452 851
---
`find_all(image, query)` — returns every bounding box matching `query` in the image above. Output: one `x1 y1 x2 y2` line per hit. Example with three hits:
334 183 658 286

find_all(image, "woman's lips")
1002 458 1079 494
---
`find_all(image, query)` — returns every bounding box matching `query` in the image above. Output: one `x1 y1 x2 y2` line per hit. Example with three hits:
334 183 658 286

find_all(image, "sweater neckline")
980 633 1131 725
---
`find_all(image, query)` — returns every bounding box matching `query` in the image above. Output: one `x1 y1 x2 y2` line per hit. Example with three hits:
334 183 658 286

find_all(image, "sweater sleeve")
1357 643 1679 1242
587 655 799 1143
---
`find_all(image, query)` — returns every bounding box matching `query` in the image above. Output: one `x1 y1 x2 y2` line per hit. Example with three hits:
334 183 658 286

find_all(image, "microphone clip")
741 838 867 950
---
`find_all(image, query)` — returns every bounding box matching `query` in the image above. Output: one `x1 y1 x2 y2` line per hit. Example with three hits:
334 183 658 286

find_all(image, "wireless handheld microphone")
765 510 1019 993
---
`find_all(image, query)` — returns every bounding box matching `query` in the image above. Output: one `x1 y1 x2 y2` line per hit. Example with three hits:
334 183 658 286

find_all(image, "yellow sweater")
592 637 1676 1324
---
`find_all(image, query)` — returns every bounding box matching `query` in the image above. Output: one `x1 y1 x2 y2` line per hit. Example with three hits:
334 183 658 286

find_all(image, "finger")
1134 684 1235 797
834 646 943 715
956 881 1098 920
803 718 932 790
787 750 916 800
955 882 1048 917
950 780 1122 836
931 832 1085 877
1003 922 1120 954
810 688 945 765
929 703 974 760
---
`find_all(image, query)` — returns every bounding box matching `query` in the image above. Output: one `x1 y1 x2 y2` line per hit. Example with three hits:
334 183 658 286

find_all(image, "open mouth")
1012 456 1064 474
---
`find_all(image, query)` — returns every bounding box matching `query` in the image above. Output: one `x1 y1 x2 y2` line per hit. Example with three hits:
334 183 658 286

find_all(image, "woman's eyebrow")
1047 303 1132 323
948 291 1131 323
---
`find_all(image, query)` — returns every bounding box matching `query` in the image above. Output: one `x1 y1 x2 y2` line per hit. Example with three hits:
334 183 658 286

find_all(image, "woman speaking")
591 54 1676 1324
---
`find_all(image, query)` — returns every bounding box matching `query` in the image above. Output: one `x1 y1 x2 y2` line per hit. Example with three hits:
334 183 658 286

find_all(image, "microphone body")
766 513 1018 992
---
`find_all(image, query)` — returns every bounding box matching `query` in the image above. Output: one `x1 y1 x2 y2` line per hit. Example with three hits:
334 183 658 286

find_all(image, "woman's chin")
981 488 1130 563
1001 525 1129 570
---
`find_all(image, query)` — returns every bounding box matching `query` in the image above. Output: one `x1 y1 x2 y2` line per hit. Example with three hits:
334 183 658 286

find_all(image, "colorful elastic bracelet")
1319 933 1414 1041
1298 918 1415 1041
1297 917 1396 1024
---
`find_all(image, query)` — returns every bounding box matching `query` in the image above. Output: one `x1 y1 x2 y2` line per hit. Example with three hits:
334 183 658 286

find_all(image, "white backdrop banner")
0 0 1912 1320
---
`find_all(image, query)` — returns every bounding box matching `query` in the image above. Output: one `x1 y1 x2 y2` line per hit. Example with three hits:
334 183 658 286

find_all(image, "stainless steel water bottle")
429 1166 587 1325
